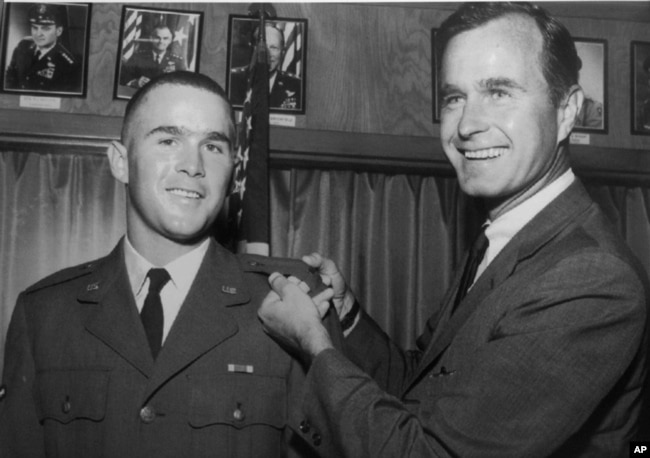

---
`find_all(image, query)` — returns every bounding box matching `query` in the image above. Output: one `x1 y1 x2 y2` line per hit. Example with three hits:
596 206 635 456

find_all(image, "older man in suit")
0 71 333 457
259 2 648 457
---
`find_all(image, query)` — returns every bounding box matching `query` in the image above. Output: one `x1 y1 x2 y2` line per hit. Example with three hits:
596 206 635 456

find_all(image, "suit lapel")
402 181 593 394
82 240 155 377
143 241 250 399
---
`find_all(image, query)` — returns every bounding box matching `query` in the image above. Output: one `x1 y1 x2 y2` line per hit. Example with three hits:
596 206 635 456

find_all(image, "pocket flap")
189 373 286 429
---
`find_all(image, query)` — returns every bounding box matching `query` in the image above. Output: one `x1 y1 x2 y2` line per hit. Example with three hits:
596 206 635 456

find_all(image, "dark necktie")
453 229 489 312
141 268 170 359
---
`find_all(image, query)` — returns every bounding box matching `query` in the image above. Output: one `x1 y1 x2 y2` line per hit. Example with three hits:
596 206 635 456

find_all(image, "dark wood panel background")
1 2 650 165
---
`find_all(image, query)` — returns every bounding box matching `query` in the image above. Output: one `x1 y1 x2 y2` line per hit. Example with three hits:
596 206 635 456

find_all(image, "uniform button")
312 433 322 446
61 397 71 414
139 405 156 424
233 407 245 421
299 420 311 433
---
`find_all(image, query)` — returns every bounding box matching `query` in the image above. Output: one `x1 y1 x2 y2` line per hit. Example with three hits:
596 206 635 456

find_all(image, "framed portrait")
226 15 307 114
431 28 440 123
631 41 650 135
1 2 91 97
114 6 203 100
573 38 607 133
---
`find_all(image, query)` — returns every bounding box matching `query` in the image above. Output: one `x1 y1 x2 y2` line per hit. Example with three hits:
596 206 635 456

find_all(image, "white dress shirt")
124 237 210 343
475 169 576 281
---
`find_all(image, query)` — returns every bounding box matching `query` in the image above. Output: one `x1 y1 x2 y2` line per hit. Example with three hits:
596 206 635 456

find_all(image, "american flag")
229 24 270 256
122 9 142 61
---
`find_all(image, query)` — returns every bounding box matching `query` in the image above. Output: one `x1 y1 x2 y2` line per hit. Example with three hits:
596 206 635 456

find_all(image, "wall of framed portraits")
1 3 650 182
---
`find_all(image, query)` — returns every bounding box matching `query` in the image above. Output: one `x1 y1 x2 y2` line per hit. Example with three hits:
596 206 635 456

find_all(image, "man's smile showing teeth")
168 188 202 199
463 147 506 159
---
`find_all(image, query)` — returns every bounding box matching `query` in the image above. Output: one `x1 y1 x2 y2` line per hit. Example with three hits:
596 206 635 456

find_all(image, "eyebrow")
480 77 527 92
439 77 527 97
146 126 232 148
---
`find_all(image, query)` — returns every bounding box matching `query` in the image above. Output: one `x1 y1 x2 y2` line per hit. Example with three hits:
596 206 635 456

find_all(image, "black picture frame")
431 28 440 123
1 2 91 98
226 14 307 114
114 6 203 100
631 41 650 135
573 38 607 133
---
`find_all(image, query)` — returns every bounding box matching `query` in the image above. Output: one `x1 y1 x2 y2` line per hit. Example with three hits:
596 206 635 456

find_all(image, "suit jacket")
290 181 648 457
120 49 186 87
5 39 79 92
0 238 331 457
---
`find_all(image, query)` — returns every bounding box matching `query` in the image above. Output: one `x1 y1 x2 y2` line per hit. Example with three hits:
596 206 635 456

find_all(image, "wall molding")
1 109 649 185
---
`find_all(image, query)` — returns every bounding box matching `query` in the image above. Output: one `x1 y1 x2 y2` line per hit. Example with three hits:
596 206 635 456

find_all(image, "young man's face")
439 14 575 218
152 27 173 54
31 24 62 49
115 84 235 246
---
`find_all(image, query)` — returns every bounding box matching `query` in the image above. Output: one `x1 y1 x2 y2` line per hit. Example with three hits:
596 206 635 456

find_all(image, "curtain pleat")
2 152 650 381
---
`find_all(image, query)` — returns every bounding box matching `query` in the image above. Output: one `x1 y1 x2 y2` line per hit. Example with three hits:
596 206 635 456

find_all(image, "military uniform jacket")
291 181 648 457
0 238 330 457
5 39 79 92
120 50 186 87
230 68 302 110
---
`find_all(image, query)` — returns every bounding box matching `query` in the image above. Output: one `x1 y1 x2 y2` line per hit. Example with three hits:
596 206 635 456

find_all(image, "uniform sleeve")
291 251 647 458
0 293 45 457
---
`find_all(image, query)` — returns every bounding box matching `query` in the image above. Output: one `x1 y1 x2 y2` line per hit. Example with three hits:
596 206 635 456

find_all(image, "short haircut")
121 71 236 146
435 2 579 107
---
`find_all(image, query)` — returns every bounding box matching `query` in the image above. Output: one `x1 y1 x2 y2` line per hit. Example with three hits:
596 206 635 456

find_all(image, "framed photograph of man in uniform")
1 2 91 97
631 41 650 135
114 6 203 100
573 38 607 133
227 15 307 114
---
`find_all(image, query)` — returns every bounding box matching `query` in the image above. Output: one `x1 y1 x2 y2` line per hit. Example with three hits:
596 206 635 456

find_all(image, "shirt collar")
124 237 211 298
484 168 575 265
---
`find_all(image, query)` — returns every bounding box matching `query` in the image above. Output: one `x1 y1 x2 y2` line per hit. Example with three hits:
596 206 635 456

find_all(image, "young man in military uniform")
0 71 336 457
4 3 80 93
120 23 186 89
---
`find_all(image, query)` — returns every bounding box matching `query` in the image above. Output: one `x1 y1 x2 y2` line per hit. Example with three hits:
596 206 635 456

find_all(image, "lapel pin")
221 286 237 295
86 282 99 291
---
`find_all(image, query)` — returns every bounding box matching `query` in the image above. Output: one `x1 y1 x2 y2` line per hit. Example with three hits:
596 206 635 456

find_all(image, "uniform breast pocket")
36 367 111 424
188 373 286 429
188 373 288 456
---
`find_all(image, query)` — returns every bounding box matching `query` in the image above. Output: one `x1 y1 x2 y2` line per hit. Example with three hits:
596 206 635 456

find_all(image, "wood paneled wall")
1 2 650 178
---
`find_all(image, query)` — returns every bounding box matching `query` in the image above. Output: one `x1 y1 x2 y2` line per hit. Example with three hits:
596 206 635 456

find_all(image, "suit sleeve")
291 250 647 458
0 293 45 457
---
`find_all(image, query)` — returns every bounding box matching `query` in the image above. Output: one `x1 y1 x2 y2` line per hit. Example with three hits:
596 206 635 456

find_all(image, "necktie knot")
147 268 170 294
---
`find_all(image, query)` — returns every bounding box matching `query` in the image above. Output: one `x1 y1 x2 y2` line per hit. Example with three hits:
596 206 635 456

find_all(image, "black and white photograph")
227 15 307 114
114 6 203 100
631 41 650 135
1 2 91 97
573 38 607 133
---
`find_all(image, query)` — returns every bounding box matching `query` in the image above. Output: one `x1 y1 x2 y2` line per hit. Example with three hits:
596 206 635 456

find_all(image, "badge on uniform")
228 364 253 374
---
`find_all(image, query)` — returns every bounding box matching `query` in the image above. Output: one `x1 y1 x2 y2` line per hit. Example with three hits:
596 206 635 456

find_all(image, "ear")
107 140 129 185
557 84 584 143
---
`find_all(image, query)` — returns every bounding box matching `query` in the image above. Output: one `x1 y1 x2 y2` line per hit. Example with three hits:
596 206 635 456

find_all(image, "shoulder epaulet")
239 254 326 296
55 43 76 64
25 259 98 294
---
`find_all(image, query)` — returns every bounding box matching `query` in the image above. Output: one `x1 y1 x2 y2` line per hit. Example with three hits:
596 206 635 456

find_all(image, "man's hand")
302 253 356 319
258 273 335 361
